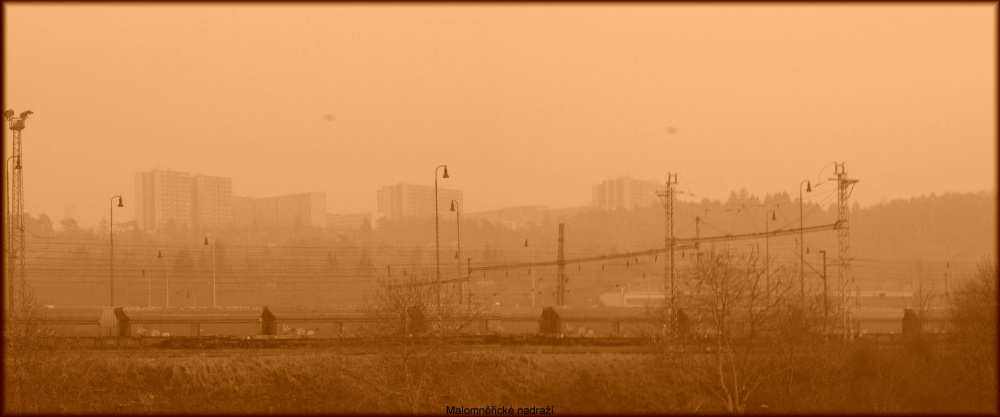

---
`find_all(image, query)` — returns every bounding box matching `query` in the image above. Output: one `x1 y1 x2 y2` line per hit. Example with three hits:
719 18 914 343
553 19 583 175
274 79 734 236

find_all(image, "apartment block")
591 176 662 211
191 174 233 229
376 183 463 221
134 169 193 231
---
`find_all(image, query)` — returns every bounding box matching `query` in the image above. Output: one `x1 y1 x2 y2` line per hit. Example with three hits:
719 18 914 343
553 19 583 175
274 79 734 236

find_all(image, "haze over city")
4 4 999 415
3 4 995 228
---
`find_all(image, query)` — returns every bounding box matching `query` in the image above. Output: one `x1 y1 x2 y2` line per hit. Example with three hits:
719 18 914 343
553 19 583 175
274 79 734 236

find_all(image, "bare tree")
908 261 937 343
334 270 498 413
664 245 821 414
949 257 996 343
4 285 52 413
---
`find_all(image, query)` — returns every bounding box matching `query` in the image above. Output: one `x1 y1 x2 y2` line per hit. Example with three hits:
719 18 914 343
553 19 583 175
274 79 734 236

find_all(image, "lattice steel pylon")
830 162 858 343
4 109 32 319
656 173 679 336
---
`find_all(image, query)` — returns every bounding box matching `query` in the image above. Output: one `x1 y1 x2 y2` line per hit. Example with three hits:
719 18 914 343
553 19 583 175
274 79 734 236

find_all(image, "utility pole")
4 109 31 317
159 250 169 308
830 162 858 343
799 180 812 306
212 241 217 307
4 156 12 317
694 215 702 298
451 200 462 304
556 224 565 306
765 210 776 299
656 173 678 335
818 249 828 341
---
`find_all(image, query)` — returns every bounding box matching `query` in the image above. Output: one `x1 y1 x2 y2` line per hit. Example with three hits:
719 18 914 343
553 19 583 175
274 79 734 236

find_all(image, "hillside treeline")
14 190 995 307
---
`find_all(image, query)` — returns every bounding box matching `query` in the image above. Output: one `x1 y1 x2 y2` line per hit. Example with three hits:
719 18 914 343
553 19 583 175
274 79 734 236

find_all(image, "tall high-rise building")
191 174 233 229
591 176 662 211
135 169 237 231
376 182 463 220
135 169 193 231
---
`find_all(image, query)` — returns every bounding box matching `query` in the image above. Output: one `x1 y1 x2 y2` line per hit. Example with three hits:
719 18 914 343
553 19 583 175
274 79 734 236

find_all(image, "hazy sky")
3 4 995 227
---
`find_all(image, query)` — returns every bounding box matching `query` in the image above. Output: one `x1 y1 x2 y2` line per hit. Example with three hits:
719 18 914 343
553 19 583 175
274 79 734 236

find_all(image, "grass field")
4 342 996 414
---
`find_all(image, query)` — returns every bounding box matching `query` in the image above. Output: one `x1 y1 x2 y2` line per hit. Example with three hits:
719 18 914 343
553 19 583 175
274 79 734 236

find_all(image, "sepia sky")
3 4 996 227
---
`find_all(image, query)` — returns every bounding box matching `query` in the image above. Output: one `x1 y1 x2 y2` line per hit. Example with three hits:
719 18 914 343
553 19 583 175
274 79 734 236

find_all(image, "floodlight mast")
5 109 31 318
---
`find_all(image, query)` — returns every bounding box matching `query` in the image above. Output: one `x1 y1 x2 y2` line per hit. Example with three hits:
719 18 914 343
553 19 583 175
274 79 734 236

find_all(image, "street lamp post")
799 180 812 303
524 239 535 307
450 200 461 304
944 252 965 301
159 250 169 308
110 196 123 306
765 209 776 296
204 237 216 307
434 165 449 315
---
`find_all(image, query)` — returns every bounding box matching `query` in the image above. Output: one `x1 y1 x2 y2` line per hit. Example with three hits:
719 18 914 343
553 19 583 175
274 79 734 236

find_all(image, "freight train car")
494 306 543 335
118 306 264 338
28 307 113 337
853 307 905 341
414 304 503 336
262 306 370 337
541 306 661 337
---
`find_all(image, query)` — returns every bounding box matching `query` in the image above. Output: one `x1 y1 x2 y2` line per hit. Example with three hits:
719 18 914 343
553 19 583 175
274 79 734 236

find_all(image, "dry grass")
3 344 995 414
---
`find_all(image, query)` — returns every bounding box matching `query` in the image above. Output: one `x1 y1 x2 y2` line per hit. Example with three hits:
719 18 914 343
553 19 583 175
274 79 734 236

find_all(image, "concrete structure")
328 212 387 230
135 169 193 231
376 182 463 220
591 176 662 211
234 192 327 228
191 174 233 230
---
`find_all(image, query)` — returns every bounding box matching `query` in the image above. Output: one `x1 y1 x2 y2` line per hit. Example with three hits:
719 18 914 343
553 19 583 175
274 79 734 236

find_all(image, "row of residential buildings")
135 170 234 231
134 169 665 232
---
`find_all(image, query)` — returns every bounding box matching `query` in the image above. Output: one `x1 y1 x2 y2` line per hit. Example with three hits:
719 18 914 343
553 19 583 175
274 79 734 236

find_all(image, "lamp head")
450 201 457 211
14 158 21 169
117 197 124 208
806 247 810 254
770 212 776 221
158 250 162 258
524 239 529 247
19 110 33 120
204 237 209 245
3 110 13 120
442 166 449 179
806 181 812 193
